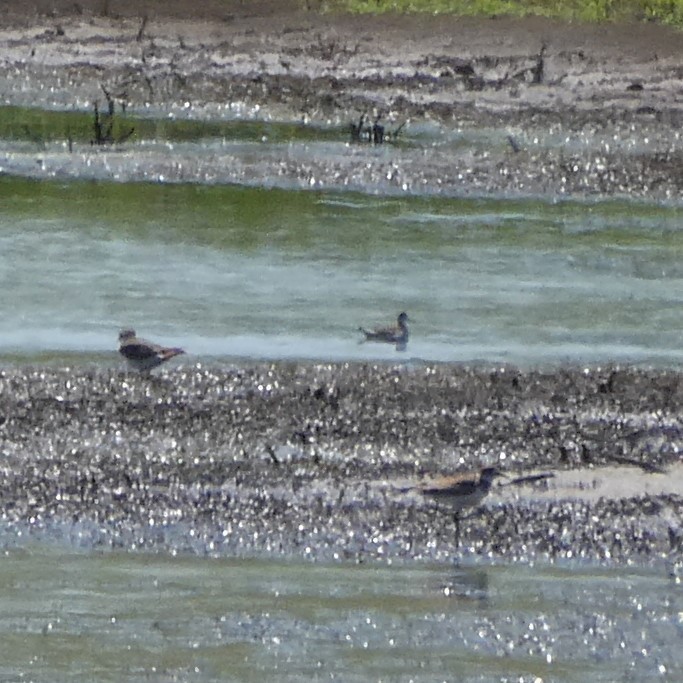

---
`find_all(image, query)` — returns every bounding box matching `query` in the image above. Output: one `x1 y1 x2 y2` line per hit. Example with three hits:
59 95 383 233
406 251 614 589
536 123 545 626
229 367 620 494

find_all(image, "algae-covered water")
2 174 683 366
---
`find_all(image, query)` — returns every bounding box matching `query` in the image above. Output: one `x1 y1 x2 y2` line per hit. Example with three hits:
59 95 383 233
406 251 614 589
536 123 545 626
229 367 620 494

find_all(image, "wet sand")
1 363 681 563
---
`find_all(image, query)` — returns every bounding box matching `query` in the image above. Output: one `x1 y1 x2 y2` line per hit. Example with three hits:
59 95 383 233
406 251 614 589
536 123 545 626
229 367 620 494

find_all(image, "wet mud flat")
2 1 683 198
1 362 681 566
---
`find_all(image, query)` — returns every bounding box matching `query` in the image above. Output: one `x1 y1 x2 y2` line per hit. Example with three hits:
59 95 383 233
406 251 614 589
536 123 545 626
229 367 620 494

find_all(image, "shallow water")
0 545 678 683
2 109 683 682
2 174 683 366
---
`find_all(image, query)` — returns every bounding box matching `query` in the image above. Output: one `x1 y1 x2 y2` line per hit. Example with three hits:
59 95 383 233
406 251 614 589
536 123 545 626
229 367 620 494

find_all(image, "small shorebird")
404 466 505 546
118 329 185 373
358 311 409 350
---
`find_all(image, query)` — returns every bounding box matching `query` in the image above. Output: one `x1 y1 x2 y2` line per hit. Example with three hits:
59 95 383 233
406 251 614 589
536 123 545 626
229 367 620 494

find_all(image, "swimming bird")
404 466 505 546
358 311 409 351
118 328 185 373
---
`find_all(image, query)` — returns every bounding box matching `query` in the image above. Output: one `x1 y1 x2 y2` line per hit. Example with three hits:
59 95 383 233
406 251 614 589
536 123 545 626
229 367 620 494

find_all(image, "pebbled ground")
0 363 681 565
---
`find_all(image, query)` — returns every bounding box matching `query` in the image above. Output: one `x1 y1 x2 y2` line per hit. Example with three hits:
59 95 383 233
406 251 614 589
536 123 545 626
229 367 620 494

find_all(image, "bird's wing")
368 325 400 341
420 475 478 497
119 339 161 360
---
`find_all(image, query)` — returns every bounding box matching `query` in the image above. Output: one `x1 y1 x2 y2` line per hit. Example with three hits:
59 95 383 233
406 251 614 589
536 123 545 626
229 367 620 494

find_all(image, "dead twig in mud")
372 117 384 144
102 84 115 116
349 113 406 145
91 101 107 144
508 43 548 85
392 120 407 138
136 15 148 43
531 43 547 85
507 134 522 153
169 54 187 89
265 445 280 466
143 74 155 100
91 85 135 146
349 114 365 142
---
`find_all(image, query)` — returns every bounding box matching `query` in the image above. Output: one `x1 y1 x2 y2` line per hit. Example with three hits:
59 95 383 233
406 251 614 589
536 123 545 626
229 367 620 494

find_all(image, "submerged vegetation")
0 105 340 146
329 0 683 26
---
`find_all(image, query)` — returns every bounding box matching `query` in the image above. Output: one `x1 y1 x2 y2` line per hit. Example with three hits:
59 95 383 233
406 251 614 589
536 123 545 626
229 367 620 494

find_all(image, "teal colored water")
0 546 679 683
2 176 683 366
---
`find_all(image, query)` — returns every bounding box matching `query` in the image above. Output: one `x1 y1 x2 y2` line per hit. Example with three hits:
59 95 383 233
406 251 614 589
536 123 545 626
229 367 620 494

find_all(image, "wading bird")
118 328 185 373
404 466 505 546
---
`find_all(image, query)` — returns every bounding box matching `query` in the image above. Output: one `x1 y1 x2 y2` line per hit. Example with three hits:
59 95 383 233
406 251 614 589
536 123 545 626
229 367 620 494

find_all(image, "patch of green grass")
327 0 683 26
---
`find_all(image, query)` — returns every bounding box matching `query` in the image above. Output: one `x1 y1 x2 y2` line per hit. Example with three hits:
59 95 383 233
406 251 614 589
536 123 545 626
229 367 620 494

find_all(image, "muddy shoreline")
1 363 681 564
2 1 683 198
1 4 682 564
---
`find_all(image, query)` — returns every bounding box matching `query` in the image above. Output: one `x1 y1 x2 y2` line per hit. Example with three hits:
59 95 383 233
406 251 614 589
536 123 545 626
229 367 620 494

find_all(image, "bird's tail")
160 347 185 360
394 484 417 494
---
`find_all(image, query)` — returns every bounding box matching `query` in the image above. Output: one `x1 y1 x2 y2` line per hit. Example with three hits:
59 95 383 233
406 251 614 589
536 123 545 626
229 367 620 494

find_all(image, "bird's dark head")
398 312 409 325
119 328 136 342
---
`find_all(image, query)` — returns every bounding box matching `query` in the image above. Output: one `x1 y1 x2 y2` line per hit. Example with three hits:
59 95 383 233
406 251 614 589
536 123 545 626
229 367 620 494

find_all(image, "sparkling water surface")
1 114 683 682
0 546 679 683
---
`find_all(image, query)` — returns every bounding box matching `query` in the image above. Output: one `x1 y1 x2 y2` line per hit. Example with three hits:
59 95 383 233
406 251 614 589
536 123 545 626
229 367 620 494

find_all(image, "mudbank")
1 0 683 198
1 363 681 564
